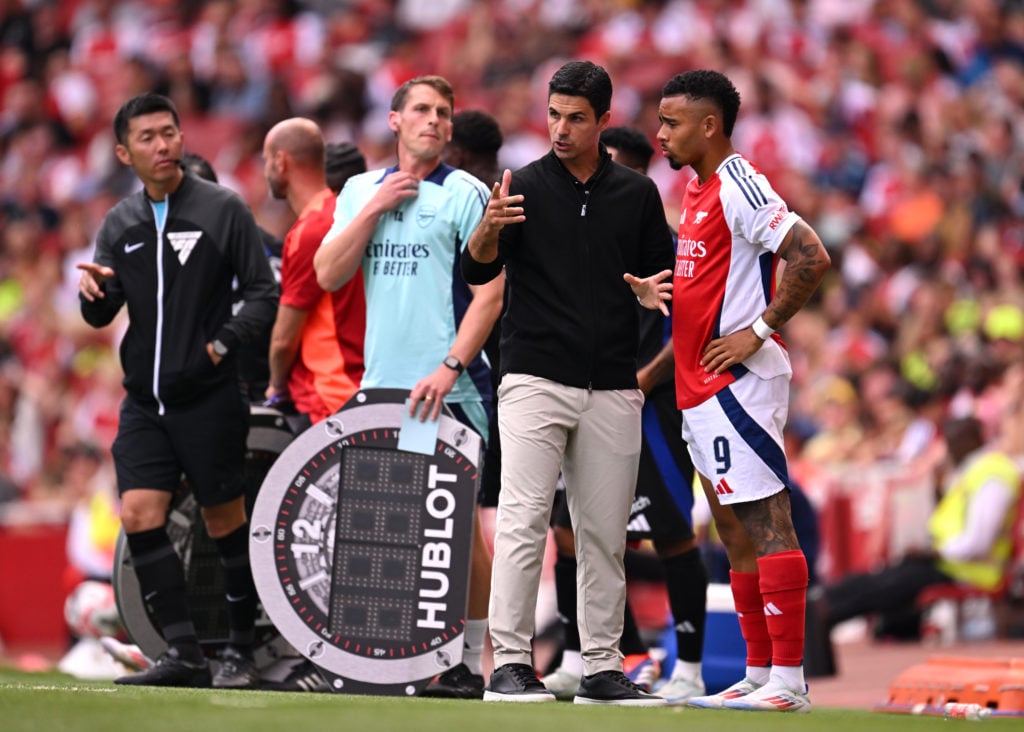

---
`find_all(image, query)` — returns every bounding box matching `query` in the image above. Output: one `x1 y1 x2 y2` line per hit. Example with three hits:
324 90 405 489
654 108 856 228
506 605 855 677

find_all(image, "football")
64 580 123 639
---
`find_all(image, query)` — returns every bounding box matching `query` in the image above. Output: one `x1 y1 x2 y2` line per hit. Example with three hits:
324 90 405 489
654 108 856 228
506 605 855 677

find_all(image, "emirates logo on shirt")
167 231 202 265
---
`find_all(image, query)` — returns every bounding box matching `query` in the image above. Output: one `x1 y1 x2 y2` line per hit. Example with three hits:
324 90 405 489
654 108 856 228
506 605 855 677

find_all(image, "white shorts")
680 372 791 505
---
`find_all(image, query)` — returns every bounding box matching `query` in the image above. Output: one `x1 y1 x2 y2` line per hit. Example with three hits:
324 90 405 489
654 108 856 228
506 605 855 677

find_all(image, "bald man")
262 118 366 425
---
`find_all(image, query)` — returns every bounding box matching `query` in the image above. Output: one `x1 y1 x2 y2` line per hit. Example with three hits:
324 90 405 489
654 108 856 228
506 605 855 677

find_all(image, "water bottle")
922 599 957 646
944 702 991 720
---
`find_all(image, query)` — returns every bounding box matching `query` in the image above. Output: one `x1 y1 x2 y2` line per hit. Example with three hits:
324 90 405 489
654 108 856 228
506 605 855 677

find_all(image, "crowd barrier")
794 460 936 583
0 519 69 652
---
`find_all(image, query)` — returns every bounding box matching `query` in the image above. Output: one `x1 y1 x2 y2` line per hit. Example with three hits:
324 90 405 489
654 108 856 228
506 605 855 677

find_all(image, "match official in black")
78 93 278 688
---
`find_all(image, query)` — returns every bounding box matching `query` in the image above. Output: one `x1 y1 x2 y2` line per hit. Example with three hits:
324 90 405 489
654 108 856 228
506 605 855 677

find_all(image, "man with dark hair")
656 69 830 713
463 60 673 706
315 76 504 700
78 92 278 688
262 118 365 426
599 127 655 173
442 109 504 511
541 125 715 704
180 152 218 183
445 110 503 186
324 141 367 195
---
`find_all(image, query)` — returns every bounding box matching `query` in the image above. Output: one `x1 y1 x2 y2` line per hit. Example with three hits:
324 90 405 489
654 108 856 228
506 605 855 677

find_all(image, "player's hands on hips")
409 365 460 422
76 262 115 301
701 329 764 375
482 169 525 232
624 269 672 316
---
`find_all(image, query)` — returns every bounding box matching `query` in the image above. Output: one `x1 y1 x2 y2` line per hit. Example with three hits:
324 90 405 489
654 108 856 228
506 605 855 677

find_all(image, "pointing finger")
499 168 512 198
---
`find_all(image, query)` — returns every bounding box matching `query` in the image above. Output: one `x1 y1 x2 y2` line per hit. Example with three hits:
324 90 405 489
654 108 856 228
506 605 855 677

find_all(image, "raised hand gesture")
624 269 673 316
77 262 115 302
482 169 525 232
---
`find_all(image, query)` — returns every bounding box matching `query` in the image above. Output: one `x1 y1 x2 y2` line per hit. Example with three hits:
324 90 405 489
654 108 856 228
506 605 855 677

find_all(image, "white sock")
670 659 703 682
462 619 487 675
559 649 584 676
769 664 805 691
747 665 771 685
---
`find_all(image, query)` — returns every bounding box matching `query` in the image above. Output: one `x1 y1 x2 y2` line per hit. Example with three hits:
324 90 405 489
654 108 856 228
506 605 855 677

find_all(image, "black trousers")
823 555 953 631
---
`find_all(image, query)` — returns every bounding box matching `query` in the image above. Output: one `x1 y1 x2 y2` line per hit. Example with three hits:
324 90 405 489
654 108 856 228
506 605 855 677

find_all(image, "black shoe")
212 646 260 689
483 663 555 702
261 659 329 693
420 663 484 699
574 670 667 706
113 647 211 688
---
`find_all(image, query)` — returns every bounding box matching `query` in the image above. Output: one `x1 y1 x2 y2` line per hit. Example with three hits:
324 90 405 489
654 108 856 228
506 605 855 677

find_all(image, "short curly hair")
661 70 741 137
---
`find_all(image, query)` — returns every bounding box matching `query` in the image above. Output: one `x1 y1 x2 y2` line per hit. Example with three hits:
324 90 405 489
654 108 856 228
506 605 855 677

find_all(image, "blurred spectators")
0 2 1020 588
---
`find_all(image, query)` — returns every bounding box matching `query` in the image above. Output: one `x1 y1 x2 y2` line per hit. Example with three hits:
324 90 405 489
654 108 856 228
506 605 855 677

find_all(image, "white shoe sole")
483 690 556 703
573 696 667 706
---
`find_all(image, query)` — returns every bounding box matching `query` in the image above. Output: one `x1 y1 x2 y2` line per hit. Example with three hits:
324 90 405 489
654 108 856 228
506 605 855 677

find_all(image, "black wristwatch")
212 339 230 358
442 355 464 374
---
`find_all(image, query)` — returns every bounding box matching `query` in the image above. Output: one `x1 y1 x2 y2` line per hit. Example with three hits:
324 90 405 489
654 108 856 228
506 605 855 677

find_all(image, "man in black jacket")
462 61 674 706
78 93 278 689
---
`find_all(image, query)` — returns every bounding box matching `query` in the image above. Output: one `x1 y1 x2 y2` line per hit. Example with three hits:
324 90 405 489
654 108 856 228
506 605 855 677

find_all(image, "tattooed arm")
700 220 830 375
761 221 831 329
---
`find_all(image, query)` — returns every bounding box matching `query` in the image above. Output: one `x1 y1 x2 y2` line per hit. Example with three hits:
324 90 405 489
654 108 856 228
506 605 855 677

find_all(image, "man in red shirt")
650 69 831 713
262 118 366 424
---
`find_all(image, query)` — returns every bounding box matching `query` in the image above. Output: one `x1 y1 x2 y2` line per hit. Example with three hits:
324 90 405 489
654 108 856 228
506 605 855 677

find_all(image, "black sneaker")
483 663 555 703
212 646 260 689
420 663 484 699
574 670 667 706
261 659 329 693
113 647 211 688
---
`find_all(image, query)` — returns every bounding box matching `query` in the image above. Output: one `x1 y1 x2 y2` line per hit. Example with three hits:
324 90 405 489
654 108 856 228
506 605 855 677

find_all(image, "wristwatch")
212 339 230 358
442 355 464 374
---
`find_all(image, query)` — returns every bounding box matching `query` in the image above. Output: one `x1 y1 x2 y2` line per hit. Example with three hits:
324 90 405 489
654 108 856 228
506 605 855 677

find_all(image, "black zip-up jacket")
461 147 674 390
81 172 278 410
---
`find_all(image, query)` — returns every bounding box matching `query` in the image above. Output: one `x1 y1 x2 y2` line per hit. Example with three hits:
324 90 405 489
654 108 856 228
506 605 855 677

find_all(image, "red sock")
729 569 771 668
757 550 808 667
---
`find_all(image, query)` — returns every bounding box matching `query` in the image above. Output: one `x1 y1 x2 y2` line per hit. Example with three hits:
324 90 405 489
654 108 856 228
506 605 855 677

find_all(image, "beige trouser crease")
488 373 643 676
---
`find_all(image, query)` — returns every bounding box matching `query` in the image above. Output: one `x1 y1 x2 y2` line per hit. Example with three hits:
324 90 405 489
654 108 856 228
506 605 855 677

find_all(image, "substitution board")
249 388 480 696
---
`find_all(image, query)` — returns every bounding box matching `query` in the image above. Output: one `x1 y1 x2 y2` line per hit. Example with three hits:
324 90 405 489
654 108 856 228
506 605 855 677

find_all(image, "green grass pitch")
4 669 1021 731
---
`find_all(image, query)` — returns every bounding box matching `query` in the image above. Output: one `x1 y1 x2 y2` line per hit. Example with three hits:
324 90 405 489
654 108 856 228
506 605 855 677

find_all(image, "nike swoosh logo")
124 241 146 253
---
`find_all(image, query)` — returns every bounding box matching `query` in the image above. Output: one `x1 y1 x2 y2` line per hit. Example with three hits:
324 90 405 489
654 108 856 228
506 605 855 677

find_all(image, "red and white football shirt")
672 153 799 409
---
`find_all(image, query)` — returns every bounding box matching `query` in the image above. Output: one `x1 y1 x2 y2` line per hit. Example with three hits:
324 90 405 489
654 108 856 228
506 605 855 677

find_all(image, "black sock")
662 547 707 663
620 600 646 656
214 523 257 652
125 527 202 662
553 553 581 652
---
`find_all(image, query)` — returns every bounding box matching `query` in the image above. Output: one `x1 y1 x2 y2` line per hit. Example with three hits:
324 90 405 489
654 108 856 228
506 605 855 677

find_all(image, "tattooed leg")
731 490 800 557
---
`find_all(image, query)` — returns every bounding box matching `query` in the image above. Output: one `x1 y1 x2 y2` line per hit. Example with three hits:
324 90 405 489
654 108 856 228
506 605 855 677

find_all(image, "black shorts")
447 400 496 508
478 404 501 508
112 382 248 508
552 385 695 543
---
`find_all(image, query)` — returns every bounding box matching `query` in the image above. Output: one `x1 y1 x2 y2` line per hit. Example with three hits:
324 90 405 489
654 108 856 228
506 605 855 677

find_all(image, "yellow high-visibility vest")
930 452 1021 591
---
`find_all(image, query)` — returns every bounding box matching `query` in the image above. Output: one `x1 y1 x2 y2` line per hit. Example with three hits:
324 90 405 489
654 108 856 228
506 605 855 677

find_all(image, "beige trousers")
488 373 643 675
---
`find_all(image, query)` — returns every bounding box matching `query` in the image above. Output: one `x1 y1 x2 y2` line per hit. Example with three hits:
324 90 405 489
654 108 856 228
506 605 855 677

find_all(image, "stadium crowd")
0 0 1023 601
